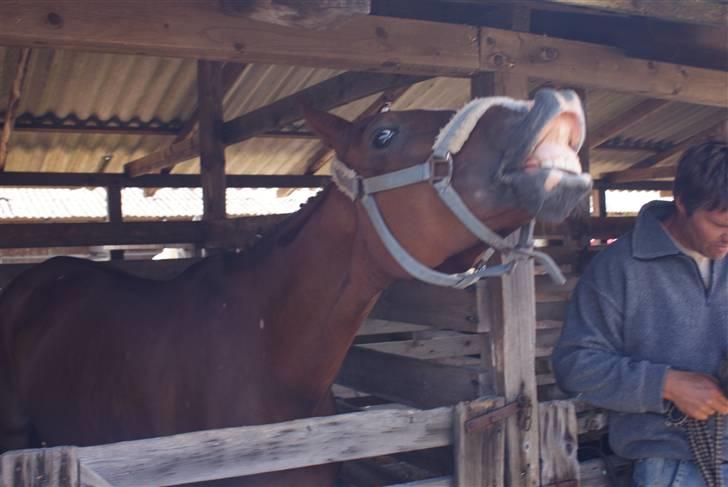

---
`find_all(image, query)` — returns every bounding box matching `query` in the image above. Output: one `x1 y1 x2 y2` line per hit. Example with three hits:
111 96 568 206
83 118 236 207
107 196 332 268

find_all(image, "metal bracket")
465 394 533 433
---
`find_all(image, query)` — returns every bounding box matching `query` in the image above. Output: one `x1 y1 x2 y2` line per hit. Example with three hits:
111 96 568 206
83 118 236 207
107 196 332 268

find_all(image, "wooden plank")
356 319 432 336
359 335 484 360
0 171 329 188
370 280 479 333
220 0 371 29
78 406 453 486
0 3 479 74
539 401 580 486
0 446 110 487
589 99 668 149
123 136 199 177
389 476 454 487
0 215 284 249
198 60 227 221
0 48 32 170
480 27 728 107
337 346 486 409
454 396 505 487
224 72 428 146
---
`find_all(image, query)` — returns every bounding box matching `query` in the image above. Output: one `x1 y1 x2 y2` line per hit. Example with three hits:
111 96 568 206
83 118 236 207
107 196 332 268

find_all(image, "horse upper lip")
523 112 583 174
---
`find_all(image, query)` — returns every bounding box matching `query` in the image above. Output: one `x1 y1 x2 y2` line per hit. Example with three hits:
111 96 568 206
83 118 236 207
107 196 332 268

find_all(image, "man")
552 141 728 486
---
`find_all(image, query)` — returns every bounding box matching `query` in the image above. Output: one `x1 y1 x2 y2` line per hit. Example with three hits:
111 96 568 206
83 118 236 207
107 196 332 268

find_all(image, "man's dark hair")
673 141 728 216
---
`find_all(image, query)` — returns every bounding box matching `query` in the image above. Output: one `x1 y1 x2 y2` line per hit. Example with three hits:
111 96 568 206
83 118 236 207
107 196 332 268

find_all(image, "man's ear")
302 104 352 156
675 197 689 218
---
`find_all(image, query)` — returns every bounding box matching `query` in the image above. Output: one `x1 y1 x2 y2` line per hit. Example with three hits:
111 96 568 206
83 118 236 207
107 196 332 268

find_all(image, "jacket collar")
632 200 681 260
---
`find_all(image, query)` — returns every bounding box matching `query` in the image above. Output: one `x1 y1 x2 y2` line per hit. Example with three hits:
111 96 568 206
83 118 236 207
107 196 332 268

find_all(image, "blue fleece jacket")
552 200 728 460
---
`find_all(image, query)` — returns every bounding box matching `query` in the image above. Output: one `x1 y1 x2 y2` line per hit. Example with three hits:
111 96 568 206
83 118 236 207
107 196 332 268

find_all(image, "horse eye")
372 128 398 149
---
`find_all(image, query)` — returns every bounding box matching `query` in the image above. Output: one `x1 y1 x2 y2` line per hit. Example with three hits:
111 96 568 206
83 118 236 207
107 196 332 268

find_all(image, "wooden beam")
124 137 199 177
589 99 668 149
78 405 451 486
454 397 505 487
0 3 478 74
124 71 426 177
0 2 725 106
480 27 728 107
0 48 32 171
337 346 486 409
0 216 284 249
303 82 416 175
198 60 227 221
224 72 427 146
0 171 329 188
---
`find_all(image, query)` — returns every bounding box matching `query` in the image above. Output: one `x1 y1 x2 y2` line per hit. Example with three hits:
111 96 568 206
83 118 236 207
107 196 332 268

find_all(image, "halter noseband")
330 98 566 289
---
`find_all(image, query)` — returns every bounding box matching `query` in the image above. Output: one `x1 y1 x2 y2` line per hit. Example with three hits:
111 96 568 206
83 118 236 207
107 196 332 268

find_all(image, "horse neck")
258 188 394 407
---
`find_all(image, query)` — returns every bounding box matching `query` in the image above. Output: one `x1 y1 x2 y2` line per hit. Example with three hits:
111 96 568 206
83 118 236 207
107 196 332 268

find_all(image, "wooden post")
538 401 580 486
454 397 505 487
0 446 110 487
197 60 227 223
473 58 541 486
107 184 124 260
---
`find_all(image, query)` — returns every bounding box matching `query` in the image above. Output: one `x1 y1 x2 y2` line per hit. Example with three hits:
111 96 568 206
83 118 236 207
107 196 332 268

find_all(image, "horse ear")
302 104 352 155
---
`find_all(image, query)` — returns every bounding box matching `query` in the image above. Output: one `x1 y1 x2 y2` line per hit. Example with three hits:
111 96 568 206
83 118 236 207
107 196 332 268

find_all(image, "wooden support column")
106 185 124 260
0 48 31 171
473 40 541 485
197 60 226 223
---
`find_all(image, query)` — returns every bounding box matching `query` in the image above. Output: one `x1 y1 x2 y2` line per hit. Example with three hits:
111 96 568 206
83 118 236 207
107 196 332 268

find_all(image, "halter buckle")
429 152 453 187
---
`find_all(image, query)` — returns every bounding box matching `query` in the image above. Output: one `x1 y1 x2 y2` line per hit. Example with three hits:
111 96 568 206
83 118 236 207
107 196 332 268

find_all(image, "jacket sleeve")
551 274 670 414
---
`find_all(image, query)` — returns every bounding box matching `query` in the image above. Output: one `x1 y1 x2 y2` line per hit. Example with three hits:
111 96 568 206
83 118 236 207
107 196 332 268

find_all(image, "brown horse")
0 89 590 486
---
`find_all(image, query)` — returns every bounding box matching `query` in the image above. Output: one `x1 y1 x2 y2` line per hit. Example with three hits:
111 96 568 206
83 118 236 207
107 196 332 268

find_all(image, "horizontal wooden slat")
481 27 727 107
0 3 479 76
0 172 329 188
371 280 478 332
77 406 454 486
359 335 484 360
0 215 285 249
338 347 486 408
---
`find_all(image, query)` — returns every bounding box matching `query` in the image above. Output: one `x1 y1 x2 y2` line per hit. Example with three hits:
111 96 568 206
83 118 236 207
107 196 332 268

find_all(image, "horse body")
0 90 591 485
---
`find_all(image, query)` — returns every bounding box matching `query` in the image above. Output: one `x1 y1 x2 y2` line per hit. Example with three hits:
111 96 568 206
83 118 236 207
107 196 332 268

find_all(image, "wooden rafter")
600 165 676 184
589 99 668 149
0 48 32 171
0 2 725 106
124 72 426 177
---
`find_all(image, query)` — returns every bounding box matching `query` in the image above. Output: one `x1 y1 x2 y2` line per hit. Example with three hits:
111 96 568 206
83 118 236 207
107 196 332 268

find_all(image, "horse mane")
222 184 334 267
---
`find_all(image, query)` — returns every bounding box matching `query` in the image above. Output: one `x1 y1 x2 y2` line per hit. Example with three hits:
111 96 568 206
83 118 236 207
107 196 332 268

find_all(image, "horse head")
304 89 592 287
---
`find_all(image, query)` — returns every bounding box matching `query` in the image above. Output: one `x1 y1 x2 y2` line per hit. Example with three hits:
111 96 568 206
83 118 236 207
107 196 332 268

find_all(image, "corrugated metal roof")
0 46 724 181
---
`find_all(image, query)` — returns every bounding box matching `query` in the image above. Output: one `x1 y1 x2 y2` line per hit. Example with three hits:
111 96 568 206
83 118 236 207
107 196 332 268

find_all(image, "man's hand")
663 369 728 420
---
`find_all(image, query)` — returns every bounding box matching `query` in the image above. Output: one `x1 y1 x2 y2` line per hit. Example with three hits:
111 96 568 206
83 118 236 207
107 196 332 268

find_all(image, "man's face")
678 202 728 260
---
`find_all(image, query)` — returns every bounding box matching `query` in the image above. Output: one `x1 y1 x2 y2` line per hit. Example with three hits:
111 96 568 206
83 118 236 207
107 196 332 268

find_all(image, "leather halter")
331 98 566 289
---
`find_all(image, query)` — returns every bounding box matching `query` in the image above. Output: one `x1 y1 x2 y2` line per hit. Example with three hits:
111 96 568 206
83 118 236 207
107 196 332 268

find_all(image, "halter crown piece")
330 97 566 289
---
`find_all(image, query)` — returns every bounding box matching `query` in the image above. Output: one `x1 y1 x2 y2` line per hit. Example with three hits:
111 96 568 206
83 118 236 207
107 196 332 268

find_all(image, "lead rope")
666 354 728 487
